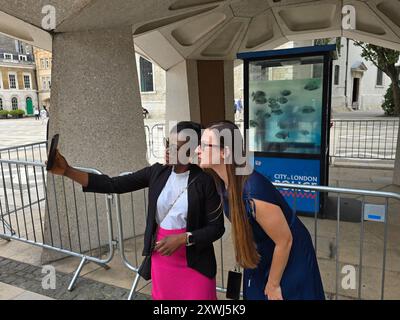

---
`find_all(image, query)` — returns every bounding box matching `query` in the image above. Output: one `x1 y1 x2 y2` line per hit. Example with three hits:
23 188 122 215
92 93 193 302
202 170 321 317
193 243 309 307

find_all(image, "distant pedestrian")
34 107 40 120
40 108 48 125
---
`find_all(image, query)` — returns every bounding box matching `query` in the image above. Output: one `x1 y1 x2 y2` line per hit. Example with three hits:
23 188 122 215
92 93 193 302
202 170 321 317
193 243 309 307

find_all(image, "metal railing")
329 119 399 160
0 158 115 292
113 172 400 300
0 141 48 162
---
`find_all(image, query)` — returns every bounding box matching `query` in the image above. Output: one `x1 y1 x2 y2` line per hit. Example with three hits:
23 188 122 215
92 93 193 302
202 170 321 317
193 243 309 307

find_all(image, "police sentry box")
238 45 337 217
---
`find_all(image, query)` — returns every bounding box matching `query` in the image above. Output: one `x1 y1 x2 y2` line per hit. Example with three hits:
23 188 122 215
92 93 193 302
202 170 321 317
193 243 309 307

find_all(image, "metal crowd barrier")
143 119 399 163
0 158 115 291
330 119 399 161
0 141 48 162
113 175 400 300
272 182 400 300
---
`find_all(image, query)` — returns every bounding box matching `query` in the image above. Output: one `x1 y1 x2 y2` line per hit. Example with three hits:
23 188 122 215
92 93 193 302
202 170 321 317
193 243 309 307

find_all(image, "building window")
0 98 3 110
312 64 323 79
376 69 384 86
40 59 45 69
16 40 25 54
334 65 340 85
9 74 17 89
24 75 31 89
42 76 51 90
19 55 27 61
139 57 154 92
45 58 50 69
4 53 13 60
11 97 18 110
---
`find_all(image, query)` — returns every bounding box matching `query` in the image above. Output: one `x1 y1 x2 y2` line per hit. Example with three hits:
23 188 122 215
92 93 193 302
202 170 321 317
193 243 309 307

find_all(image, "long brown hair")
206 120 260 269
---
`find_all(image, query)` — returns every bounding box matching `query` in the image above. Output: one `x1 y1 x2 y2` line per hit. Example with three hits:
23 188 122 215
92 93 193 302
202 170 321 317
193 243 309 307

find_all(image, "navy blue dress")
221 171 325 300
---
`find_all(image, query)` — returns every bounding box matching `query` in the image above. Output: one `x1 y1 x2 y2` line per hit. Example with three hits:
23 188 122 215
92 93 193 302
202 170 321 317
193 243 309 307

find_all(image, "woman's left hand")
265 282 283 300
154 234 186 256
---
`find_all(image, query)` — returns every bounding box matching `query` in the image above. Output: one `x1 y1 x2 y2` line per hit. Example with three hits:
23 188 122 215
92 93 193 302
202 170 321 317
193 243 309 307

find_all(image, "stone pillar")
165 59 234 131
42 26 148 263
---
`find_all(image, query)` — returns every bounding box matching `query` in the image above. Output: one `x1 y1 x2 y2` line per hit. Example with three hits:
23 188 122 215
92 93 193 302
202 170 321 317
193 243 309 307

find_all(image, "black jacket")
82 163 225 279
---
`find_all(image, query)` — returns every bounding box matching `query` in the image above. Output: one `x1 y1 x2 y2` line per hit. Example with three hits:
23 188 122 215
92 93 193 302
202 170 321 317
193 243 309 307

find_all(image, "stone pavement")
0 118 48 149
0 282 53 300
0 256 149 300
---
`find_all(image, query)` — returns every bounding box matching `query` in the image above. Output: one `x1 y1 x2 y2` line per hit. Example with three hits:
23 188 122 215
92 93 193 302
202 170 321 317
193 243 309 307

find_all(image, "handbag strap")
154 173 199 234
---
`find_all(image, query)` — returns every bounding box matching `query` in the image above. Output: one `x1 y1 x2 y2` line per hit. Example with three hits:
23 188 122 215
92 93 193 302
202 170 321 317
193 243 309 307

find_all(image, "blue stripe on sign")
368 215 382 220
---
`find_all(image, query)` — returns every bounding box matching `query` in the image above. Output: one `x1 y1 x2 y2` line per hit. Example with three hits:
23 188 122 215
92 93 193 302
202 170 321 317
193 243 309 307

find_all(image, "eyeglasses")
200 142 221 150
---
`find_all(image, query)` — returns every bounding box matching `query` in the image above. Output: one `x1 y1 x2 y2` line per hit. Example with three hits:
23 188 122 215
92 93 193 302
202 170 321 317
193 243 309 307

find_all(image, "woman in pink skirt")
48 121 225 300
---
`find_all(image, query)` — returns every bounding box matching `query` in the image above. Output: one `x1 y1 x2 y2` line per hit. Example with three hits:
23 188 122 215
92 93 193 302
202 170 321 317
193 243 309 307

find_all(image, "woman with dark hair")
47 121 224 300
196 120 324 300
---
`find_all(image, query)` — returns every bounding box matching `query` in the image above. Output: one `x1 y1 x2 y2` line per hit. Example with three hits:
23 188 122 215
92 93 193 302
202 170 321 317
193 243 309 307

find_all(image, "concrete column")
165 59 234 130
394 128 400 186
42 27 148 263
165 60 201 131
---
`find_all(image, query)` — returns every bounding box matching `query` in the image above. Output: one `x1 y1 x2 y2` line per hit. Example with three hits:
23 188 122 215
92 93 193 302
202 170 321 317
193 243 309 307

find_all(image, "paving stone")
0 256 149 300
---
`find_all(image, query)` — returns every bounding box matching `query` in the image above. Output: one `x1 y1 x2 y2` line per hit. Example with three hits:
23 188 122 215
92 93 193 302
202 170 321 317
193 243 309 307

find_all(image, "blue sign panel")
254 156 321 215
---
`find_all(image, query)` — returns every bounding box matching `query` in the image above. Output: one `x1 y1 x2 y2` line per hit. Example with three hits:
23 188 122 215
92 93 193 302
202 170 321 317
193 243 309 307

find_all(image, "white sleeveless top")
156 168 190 230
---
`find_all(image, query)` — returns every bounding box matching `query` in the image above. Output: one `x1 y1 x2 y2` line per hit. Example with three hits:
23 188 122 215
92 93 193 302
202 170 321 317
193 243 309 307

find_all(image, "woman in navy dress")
196 120 325 300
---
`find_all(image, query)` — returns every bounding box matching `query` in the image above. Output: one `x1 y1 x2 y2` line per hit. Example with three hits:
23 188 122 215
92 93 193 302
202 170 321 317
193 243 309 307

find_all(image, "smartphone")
46 134 60 171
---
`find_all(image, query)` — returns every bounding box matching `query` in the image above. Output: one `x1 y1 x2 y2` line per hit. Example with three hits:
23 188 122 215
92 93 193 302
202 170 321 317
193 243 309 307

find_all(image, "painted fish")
252 91 267 104
300 130 310 135
281 90 292 96
302 106 316 114
304 79 320 91
275 131 289 139
271 109 283 115
278 96 288 104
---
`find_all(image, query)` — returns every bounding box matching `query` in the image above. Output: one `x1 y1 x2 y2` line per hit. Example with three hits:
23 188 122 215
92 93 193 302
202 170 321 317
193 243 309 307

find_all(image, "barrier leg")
127 273 141 300
68 256 87 291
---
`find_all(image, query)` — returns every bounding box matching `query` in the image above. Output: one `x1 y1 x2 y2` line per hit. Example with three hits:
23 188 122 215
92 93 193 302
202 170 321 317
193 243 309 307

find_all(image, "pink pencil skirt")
151 227 217 300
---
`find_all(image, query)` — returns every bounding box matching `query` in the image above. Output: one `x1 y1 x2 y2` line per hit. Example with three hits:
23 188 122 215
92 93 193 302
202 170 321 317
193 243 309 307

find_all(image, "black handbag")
138 255 152 281
138 234 156 281
226 266 242 300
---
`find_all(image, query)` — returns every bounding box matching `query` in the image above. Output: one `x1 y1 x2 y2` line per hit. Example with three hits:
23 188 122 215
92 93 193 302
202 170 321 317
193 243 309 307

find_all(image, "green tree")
354 42 400 116
314 37 342 56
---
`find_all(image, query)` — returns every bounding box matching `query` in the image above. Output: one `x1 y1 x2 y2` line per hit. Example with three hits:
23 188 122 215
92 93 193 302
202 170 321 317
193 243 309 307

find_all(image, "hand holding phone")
46 134 59 171
46 134 70 177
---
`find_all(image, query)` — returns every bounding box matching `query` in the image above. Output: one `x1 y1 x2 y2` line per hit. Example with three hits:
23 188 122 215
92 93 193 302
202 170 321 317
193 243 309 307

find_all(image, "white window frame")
40 58 45 69
138 55 156 94
8 72 18 89
376 68 385 87
19 54 27 62
0 71 3 89
23 73 32 90
11 97 18 110
45 58 50 69
334 65 340 86
41 76 51 90
4 53 13 60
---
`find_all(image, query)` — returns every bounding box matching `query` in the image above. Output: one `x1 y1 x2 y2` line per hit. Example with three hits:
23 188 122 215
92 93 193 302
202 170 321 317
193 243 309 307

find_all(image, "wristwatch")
186 232 194 247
